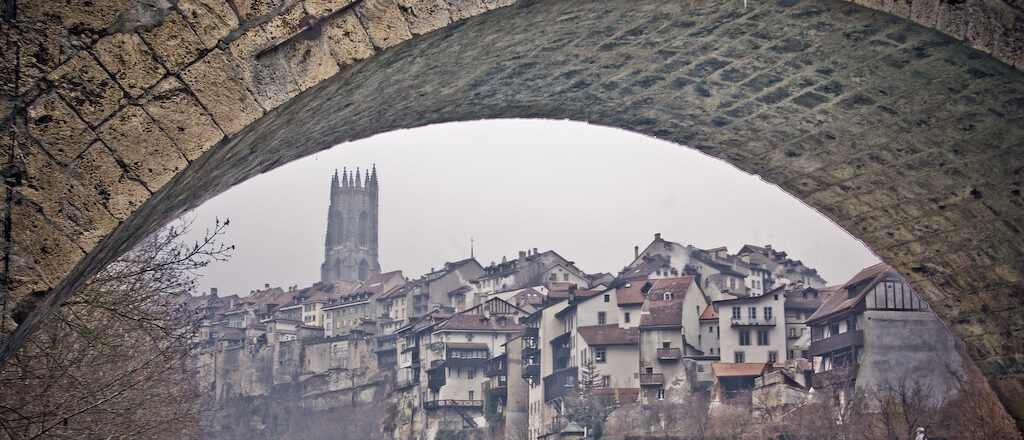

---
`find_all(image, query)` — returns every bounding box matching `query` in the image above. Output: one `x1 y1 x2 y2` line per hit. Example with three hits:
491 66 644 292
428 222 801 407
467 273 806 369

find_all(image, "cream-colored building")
715 290 788 365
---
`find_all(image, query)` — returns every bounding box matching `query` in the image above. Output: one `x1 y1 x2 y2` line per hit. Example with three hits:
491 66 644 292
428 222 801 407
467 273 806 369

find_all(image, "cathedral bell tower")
321 165 381 283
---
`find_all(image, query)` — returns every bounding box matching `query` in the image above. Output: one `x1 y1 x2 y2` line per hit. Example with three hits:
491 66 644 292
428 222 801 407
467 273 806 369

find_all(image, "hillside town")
189 169 968 439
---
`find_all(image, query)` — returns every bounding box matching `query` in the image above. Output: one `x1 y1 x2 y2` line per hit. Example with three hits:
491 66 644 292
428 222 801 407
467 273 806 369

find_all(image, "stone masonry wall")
1 0 1023 430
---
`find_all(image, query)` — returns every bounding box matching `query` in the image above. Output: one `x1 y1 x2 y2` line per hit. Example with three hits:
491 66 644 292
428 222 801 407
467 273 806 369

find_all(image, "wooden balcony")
543 366 578 402
657 347 681 361
639 373 664 386
809 329 864 357
522 364 540 378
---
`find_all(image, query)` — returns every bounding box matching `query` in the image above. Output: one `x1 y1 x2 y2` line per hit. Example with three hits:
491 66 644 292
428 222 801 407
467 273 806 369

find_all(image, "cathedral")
321 166 381 283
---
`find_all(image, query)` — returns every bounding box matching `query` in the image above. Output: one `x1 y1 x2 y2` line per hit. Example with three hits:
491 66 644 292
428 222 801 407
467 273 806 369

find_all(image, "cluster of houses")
191 232 962 439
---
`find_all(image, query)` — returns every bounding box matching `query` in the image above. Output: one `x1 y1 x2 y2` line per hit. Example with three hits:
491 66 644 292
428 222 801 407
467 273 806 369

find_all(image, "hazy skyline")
183 119 880 296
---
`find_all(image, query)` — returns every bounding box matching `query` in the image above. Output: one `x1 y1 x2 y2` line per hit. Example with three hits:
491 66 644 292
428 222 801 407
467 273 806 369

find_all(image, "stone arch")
1 0 1024 428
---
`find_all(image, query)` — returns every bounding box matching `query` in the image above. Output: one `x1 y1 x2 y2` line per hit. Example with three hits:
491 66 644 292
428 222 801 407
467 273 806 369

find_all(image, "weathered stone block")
284 38 341 92
482 0 517 8
355 0 413 49
227 4 306 60
7 199 85 295
27 93 97 164
72 141 152 220
140 11 205 72
92 33 167 97
235 0 286 21
96 106 188 191
179 49 264 136
446 0 488 21
16 142 118 252
227 47 300 111
934 0 970 39
13 24 67 94
178 0 241 49
322 10 376 65
19 0 134 33
396 0 453 35
304 0 358 17
143 77 225 161
908 0 941 27
48 51 124 127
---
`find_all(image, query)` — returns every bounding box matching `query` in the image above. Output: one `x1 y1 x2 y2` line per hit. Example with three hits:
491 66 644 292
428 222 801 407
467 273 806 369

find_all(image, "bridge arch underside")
3 0 1024 427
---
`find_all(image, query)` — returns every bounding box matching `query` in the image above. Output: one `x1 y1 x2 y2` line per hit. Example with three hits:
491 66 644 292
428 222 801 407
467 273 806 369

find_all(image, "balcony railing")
543 366 578 402
657 347 681 361
423 399 484 409
730 316 777 326
809 329 864 357
488 385 507 396
639 373 664 386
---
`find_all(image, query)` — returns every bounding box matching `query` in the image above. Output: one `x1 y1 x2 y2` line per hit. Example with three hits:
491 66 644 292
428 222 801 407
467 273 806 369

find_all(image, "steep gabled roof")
712 362 774 378
640 299 683 328
806 263 896 323
699 304 719 321
578 325 639 346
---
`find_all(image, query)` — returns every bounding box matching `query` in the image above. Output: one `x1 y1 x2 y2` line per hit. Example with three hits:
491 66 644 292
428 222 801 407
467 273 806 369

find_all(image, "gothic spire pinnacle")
370 164 378 188
341 168 348 188
331 169 340 195
355 167 361 188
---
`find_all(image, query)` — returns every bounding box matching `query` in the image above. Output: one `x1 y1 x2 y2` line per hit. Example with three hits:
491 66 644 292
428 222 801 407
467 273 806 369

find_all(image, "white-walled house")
716 290 788 365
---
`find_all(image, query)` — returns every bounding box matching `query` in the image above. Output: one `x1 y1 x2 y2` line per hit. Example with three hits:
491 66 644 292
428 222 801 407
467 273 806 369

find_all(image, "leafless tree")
0 218 231 440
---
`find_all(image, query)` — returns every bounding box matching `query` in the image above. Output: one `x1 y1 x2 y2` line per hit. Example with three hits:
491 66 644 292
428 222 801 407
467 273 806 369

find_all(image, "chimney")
634 246 639 258
519 251 527 259
533 247 538 255
265 283 270 289
654 233 661 240
211 287 218 296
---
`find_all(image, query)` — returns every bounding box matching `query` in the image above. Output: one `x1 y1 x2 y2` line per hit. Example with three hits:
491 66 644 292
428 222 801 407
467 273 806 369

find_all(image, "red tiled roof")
806 264 898 323
578 325 639 346
640 299 682 327
616 276 696 306
591 387 640 403
699 304 719 320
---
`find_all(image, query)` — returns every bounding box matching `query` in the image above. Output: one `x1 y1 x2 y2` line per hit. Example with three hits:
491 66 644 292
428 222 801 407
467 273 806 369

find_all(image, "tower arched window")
359 211 369 246
359 260 369 282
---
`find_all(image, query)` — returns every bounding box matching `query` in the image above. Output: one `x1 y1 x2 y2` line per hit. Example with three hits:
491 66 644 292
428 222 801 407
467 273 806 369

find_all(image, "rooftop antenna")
470 236 475 259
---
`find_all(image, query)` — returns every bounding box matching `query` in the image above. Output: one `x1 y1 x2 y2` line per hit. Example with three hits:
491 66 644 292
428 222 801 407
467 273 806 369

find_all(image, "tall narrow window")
358 211 369 246
598 311 606 325
739 331 750 346
757 330 769 346
764 307 773 321
748 307 757 319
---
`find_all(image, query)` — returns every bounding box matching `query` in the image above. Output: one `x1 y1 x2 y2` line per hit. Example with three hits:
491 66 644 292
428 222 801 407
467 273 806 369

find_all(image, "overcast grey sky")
183 119 880 296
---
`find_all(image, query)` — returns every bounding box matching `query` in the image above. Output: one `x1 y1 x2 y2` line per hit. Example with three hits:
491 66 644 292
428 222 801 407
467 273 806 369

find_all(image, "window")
663 292 672 300
469 390 475 400
757 330 769 346
549 274 556 281
748 307 757 319
604 294 610 303
598 312 606 325
732 307 741 320
601 375 611 387
657 388 666 400
563 273 569 281
739 331 750 346
734 351 745 363
729 278 736 289
594 347 607 363
662 341 671 348
789 328 797 338
830 322 840 336
468 368 476 379
764 307 773 320
846 318 857 331
624 312 631 323
708 326 713 333
768 351 778 363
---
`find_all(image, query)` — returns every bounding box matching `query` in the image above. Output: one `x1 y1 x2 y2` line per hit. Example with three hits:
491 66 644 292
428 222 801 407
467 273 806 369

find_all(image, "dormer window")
663 292 672 300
